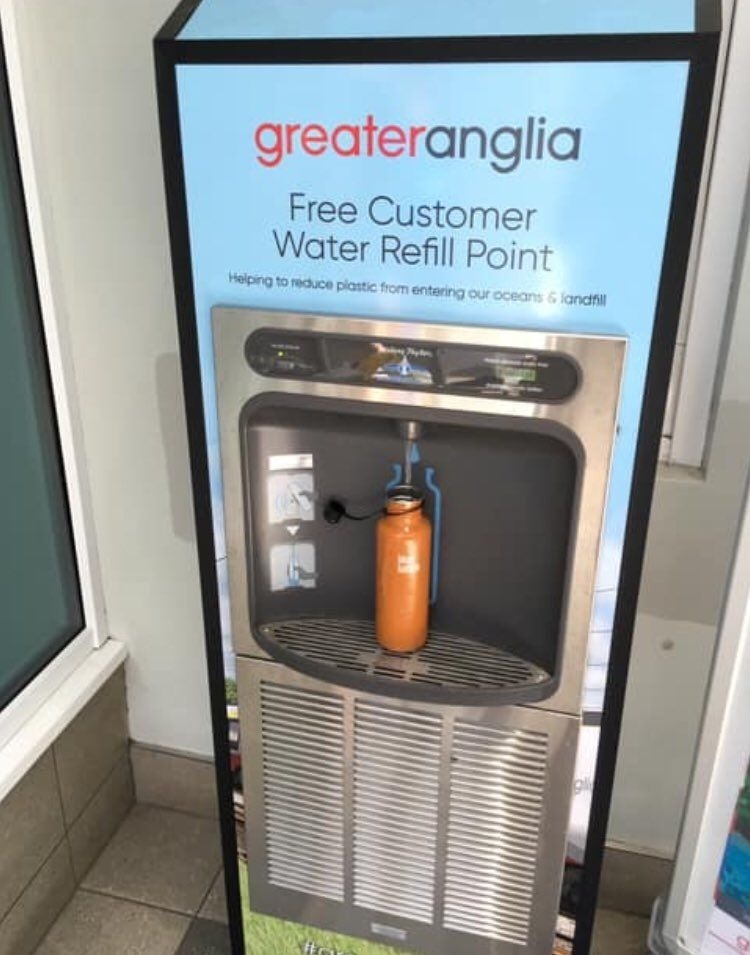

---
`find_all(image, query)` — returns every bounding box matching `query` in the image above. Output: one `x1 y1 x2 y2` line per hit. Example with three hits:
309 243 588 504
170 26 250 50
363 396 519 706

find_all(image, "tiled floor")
33 802 650 954
592 910 650 955
34 805 230 955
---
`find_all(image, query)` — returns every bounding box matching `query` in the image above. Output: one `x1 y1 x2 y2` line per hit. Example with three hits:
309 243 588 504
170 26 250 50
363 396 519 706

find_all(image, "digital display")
440 346 577 399
509 368 538 382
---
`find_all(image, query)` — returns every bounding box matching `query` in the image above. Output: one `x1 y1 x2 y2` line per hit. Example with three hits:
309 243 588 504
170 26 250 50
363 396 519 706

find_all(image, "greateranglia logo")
253 114 581 174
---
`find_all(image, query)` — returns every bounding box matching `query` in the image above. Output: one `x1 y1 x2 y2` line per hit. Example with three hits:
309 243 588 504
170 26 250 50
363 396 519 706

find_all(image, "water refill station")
155 4 719 955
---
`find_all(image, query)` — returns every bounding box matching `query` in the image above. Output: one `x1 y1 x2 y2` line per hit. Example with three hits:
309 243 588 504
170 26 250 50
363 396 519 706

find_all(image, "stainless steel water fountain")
213 307 625 954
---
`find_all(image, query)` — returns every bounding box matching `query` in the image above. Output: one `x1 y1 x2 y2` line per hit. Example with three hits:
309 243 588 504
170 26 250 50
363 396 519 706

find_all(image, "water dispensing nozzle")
398 420 422 487
390 419 441 607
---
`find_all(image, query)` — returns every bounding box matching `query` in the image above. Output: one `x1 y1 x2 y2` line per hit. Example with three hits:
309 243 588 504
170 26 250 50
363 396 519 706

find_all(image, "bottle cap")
386 484 423 507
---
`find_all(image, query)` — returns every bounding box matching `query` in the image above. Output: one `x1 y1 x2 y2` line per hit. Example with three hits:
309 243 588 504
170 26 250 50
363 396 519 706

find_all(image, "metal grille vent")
353 701 442 923
443 721 548 945
260 618 550 694
260 682 345 901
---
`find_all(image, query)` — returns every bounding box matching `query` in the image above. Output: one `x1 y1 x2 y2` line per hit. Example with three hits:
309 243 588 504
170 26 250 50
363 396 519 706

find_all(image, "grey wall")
608 216 750 855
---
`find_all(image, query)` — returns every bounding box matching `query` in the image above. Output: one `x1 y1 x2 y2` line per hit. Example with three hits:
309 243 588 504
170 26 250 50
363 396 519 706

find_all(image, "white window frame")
662 0 750 469
0 0 124 801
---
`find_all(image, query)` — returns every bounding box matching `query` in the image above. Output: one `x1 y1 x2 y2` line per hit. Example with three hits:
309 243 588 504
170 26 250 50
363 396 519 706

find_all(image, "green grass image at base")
238 862 419 955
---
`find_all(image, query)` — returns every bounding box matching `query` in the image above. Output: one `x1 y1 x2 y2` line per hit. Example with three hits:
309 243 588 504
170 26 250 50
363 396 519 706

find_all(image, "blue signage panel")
175 57 689 951
180 0 695 41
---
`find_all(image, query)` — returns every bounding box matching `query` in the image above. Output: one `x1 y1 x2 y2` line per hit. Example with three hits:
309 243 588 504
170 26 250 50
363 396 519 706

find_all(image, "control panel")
245 328 580 402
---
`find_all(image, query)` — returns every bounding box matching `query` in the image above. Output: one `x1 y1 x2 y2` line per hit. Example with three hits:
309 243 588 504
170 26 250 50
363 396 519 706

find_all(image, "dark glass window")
0 32 84 710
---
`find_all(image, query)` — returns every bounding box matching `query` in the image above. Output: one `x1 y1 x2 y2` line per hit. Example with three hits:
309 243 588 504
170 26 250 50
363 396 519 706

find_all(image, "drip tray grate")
257 618 553 703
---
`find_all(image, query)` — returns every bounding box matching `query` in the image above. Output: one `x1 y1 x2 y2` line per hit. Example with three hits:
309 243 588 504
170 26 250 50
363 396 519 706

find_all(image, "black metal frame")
154 4 719 952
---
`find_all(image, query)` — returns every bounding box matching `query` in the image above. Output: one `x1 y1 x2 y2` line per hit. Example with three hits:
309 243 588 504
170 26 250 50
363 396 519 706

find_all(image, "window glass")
0 37 84 710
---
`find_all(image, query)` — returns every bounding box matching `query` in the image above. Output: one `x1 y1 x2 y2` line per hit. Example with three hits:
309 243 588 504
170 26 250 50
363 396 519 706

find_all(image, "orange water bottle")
375 486 432 653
